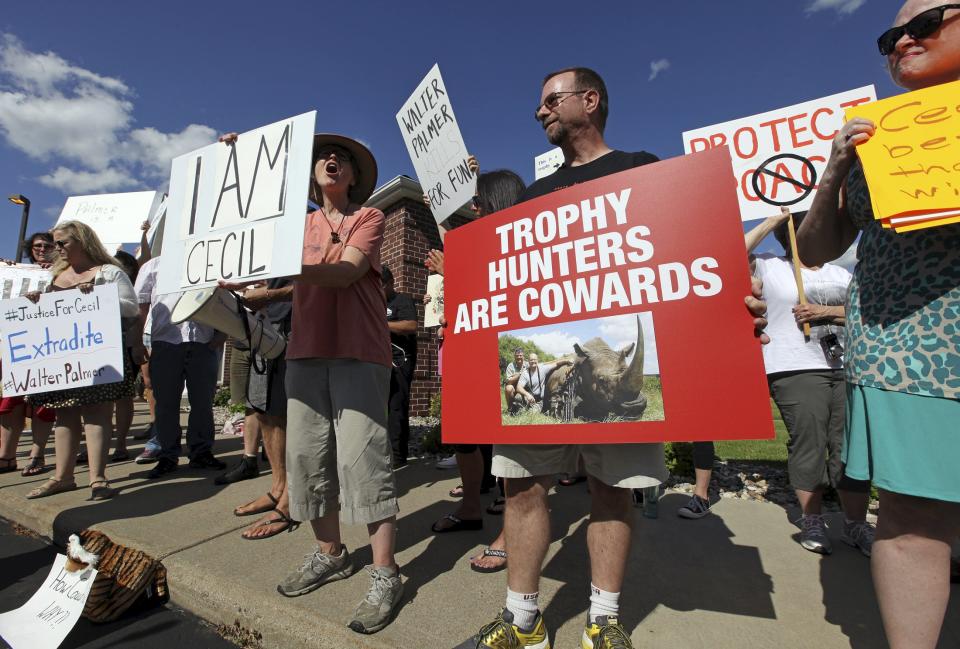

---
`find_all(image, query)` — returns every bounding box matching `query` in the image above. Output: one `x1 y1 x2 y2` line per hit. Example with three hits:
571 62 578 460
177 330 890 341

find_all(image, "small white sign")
424 274 444 328
682 86 876 221
397 64 475 224
0 284 124 397
57 191 162 245
0 554 98 649
534 148 564 180
0 265 51 300
157 111 316 294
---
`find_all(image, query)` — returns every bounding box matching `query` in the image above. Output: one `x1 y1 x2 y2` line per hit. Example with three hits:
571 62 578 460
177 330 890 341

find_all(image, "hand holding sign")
845 80 960 232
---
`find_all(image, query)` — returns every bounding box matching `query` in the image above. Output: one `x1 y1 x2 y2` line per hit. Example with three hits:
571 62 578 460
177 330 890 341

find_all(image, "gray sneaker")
276 546 354 597
799 514 832 555
347 564 403 634
841 519 876 557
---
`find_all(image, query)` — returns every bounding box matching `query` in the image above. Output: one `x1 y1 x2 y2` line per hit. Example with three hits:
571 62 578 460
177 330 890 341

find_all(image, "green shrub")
213 386 232 407
419 391 450 455
665 442 694 478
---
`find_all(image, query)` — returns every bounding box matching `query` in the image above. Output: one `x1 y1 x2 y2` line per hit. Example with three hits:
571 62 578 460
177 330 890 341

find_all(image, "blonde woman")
25 221 139 500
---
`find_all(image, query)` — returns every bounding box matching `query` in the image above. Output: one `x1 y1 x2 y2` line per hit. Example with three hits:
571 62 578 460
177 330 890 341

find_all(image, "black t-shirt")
386 292 418 367
521 150 659 201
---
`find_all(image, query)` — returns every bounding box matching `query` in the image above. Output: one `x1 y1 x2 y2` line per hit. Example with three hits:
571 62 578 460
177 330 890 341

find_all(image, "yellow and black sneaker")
581 615 633 649
454 608 551 649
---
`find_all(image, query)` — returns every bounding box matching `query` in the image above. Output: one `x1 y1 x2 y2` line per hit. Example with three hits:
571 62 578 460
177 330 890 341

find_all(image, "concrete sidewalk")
1 402 957 649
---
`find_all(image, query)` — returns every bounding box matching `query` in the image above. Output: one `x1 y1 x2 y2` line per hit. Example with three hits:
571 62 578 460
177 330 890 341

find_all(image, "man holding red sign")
457 67 769 649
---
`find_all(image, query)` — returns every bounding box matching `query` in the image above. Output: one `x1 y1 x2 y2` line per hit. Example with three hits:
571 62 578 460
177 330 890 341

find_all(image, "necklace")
321 209 348 244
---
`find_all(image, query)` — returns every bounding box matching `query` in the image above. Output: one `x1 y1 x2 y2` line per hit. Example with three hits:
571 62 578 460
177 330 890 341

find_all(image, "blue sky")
0 0 900 260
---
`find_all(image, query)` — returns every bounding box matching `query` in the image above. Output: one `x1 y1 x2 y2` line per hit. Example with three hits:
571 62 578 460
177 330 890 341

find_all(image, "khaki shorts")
492 443 667 489
285 358 398 525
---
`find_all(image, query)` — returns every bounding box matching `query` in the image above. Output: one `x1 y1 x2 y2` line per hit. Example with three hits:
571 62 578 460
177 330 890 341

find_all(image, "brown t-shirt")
287 206 391 367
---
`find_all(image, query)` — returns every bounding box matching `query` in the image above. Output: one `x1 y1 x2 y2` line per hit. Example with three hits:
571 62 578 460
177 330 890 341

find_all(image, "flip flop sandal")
558 474 586 487
234 491 279 517
21 456 46 477
0 457 17 474
470 548 507 573
486 497 506 515
241 509 301 540
89 480 119 501
431 513 483 534
448 484 465 498
26 479 78 499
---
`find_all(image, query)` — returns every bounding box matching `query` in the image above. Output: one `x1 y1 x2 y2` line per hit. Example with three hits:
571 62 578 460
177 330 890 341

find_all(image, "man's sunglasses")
878 4 960 55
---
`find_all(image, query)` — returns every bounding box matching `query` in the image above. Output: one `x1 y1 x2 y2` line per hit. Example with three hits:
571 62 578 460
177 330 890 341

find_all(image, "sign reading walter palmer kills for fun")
441 147 774 444
0 284 124 397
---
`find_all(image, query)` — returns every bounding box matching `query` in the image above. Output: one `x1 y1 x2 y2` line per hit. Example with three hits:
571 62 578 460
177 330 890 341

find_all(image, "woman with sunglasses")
218 131 402 634
424 161 526 576
0 232 57 476
22 221 139 500
798 2 960 647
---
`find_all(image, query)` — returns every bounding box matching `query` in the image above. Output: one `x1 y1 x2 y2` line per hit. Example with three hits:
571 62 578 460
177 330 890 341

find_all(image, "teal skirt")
845 383 960 503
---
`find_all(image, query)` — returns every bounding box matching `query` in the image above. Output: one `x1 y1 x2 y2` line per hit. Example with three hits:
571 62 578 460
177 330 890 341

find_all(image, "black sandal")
234 492 279 517
470 548 507 573
241 509 300 540
21 456 45 477
486 497 506 515
431 513 483 534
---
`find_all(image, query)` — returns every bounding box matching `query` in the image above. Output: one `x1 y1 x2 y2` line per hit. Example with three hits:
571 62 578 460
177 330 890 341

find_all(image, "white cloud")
648 58 670 82
516 331 582 358
805 0 866 16
0 34 216 195
38 166 139 194
598 312 660 374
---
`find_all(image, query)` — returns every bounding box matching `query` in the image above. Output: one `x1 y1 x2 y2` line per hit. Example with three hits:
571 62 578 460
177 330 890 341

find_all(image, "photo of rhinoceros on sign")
499 312 664 426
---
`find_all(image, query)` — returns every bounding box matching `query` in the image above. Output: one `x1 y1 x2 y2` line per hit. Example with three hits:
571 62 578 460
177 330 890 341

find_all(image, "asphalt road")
0 518 241 649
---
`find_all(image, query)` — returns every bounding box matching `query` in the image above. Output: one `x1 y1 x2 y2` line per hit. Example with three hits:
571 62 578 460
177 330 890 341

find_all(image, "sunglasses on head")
878 4 960 55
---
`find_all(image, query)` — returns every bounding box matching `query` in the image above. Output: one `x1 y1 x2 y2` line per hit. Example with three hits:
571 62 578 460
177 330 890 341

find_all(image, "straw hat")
311 133 378 204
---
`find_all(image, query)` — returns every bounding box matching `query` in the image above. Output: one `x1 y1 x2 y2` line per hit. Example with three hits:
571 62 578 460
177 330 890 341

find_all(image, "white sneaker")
435 455 458 469
799 514 832 554
841 519 875 557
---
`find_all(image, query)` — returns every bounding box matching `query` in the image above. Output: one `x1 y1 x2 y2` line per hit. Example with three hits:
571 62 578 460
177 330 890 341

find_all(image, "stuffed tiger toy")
75 530 169 623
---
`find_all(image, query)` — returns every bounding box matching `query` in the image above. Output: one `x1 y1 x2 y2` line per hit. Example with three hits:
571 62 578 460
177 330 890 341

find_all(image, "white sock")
589 583 620 624
506 588 539 631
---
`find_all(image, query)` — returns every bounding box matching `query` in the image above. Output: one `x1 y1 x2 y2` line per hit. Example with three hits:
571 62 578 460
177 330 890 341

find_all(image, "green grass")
714 399 788 464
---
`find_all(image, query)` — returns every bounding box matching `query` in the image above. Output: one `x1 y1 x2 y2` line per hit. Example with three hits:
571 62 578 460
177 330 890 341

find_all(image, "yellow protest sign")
846 80 960 225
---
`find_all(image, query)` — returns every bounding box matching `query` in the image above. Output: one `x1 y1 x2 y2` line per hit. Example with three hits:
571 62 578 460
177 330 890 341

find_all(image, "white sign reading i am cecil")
0 284 124 397
57 190 163 245
397 64 476 225
156 111 316 294
682 86 876 221
0 554 98 649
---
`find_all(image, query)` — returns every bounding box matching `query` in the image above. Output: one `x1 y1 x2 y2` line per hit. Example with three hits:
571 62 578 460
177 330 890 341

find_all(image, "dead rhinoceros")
544 315 647 422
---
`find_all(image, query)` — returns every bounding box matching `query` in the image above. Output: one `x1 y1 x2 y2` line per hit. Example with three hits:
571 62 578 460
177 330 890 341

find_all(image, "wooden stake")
785 208 811 339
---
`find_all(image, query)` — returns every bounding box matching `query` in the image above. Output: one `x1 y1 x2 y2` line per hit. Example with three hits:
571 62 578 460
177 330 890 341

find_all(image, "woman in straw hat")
219 131 402 635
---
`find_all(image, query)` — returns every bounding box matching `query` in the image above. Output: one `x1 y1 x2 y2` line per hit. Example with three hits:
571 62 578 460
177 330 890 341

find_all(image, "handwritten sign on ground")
683 86 876 221
424 274 444 328
156 112 315 294
397 64 475 224
535 148 564 180
0 264 51 299
442 147 773 444
57 191 163 245
0 284 123 397
0 554 98 649
846 79 960 232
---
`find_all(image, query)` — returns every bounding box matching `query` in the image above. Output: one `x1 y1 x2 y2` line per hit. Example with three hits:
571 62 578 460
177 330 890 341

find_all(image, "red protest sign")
441 147 773 444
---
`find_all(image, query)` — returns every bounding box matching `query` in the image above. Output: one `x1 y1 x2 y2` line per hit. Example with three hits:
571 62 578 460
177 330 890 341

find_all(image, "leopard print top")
844 162 960 399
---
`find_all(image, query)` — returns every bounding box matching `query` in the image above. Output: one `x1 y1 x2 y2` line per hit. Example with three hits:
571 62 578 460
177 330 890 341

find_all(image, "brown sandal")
21 456 46 477
241 509 300 540
90 480 118 501
26 478 77 499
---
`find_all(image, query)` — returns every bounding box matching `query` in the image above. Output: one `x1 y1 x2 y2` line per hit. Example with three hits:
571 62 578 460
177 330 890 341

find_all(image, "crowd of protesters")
0 2 957 647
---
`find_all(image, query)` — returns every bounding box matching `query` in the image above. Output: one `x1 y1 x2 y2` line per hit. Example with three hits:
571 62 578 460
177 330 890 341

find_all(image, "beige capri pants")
285 358 398 525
